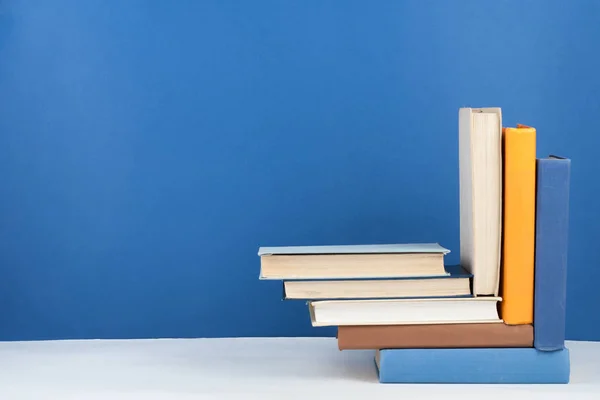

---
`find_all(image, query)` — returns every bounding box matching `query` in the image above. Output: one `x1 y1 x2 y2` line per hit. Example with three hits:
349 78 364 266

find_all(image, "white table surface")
0 338 598 399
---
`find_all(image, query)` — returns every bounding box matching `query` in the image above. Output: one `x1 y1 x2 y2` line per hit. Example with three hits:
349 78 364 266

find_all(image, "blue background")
1 0 599 341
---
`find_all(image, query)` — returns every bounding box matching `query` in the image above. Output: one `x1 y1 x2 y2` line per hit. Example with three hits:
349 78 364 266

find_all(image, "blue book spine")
534 156 571 351
376 348 570 384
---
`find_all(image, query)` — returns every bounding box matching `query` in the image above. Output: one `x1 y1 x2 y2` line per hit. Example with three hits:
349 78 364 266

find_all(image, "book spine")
377 348 570 384
534 157 571 351
501 126 536 324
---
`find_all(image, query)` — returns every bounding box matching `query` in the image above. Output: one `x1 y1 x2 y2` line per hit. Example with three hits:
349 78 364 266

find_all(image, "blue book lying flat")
376 347 570 384
534 156 571 351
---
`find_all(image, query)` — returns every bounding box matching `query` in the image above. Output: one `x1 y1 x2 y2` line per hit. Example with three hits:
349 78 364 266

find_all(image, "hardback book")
501 124 537 324
375 347 570 384
258 243 450 280
282 265 471 300
534 156 571 351
459 107 503 296
337 323 533 350
308 296 502 327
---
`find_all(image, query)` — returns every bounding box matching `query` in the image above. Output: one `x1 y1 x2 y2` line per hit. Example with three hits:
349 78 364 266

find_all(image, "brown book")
337 323 533 350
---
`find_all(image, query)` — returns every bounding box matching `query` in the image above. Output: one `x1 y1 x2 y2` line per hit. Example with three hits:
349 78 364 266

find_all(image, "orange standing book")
501 124 536 324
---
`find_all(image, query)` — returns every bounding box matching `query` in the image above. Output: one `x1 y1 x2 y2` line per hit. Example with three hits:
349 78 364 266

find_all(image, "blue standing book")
534 156 571 351
376 348 570 384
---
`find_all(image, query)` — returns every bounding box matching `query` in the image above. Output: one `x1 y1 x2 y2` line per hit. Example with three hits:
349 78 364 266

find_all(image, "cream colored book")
308 297 503 327
258 243 450 280
284 276 470 299
459 107 502 296
282 265 471 299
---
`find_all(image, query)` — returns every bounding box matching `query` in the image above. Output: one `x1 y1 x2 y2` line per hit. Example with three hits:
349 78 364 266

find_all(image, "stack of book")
258 107 571 384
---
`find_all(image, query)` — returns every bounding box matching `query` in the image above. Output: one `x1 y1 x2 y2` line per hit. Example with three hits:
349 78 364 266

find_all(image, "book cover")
338 323 533 350
501 124 537 324
534 156 571 351
258 242 449 256
376 347 570 384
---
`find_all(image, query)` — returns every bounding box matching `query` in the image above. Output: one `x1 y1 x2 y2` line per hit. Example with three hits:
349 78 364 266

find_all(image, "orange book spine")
501 124 536 324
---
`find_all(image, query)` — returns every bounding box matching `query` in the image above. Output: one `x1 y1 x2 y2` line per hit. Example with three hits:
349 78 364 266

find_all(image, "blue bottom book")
375 347 570 384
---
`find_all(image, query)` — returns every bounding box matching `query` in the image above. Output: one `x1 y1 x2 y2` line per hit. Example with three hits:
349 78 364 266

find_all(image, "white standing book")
459 107 503 296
